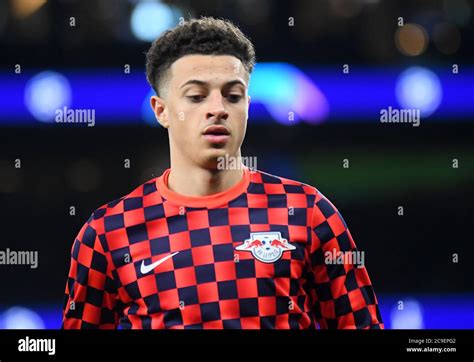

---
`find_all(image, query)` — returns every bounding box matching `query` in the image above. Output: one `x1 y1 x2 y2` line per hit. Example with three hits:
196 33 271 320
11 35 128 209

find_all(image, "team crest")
235 232 296 263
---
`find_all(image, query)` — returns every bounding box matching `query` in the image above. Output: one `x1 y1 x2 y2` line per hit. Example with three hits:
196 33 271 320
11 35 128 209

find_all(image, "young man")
62 17 383 329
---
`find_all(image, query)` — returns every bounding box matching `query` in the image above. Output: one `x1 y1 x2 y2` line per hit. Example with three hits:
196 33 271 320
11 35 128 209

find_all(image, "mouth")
202 125 230 145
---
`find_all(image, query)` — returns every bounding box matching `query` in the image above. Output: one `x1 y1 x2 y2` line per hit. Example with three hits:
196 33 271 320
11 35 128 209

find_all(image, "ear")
150 95 169 128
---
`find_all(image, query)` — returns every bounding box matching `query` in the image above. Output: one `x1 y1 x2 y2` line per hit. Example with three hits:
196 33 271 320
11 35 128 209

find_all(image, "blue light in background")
130 0 177 42
1 65 474 125
24 71 71 123
378 294 474 329
390 298 425 329
305 67 399 120
0 306 45 329
395 67 443 117
249 63 329 125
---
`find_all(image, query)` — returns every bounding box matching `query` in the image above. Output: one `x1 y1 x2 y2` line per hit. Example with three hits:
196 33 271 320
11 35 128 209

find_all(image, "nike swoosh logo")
140 251 180 275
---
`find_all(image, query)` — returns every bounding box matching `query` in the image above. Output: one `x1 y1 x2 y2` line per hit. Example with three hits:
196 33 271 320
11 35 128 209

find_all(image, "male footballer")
62 17 383 329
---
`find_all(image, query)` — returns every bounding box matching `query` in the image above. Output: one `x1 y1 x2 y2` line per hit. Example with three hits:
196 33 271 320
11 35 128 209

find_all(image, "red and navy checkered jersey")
62 167 384 329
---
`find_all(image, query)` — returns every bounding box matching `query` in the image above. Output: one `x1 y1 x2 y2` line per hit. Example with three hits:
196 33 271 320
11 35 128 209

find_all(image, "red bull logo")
235 232 296 263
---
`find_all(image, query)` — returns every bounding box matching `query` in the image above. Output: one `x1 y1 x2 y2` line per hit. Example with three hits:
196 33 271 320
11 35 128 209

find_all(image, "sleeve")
61 217 119 329
308 191 384 329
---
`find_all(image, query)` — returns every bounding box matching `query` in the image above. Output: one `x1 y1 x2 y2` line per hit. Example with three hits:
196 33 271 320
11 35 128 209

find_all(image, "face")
151 54 251 170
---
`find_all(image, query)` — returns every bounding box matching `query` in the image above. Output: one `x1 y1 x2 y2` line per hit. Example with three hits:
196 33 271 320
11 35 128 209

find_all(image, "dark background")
0 0 472 329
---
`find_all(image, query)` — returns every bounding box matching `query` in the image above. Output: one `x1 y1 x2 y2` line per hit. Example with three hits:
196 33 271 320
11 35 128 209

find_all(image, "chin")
199 148 234 170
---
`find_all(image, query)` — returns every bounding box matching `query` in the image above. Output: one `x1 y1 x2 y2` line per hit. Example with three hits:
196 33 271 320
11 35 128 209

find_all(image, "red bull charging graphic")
235 232 296 263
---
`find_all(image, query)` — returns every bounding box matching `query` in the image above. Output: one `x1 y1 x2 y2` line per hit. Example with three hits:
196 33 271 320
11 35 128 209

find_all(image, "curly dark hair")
145 16 256 96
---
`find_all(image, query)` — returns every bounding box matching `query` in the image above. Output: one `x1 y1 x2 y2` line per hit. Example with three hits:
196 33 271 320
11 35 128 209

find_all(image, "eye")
227 94 242 103
187 95 205 103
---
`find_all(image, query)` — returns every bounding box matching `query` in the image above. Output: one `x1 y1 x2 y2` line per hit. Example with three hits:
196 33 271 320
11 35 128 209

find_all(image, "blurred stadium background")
0 0 473 329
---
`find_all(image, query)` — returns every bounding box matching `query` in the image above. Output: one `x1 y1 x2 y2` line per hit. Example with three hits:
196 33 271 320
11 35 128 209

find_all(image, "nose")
206 92 228 121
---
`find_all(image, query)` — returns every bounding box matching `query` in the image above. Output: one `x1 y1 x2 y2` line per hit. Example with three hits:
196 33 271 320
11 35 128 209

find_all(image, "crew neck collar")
156 167 251 208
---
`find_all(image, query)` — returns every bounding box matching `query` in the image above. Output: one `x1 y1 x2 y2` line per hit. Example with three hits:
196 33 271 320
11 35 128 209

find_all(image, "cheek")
171 111 202 144
172 109 187 123
234 110 248 137
169 107 188 127
168 99 190 123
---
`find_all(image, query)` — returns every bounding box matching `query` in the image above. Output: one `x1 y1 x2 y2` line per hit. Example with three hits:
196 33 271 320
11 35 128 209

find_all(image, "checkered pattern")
62 168 383 329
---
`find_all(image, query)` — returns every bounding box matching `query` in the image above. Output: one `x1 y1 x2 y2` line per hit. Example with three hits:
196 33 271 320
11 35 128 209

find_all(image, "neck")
167 155 244 197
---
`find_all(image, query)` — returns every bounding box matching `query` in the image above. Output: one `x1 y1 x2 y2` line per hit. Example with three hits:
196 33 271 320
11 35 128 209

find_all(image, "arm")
309 192 383 329
61 217 119 329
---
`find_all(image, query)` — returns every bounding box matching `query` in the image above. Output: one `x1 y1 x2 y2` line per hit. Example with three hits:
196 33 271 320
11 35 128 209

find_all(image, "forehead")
169 54 248 87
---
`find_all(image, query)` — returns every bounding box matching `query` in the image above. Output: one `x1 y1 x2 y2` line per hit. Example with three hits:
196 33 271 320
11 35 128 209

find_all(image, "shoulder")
251 168 341 218
85 177 160 231
251 168 322 198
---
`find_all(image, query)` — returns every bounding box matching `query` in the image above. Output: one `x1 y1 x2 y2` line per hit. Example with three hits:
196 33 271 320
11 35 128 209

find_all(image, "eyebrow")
179 79 246 89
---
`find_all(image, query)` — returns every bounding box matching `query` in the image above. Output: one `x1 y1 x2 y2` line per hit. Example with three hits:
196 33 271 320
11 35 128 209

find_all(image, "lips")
202 125 230 136
202 125 230 145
